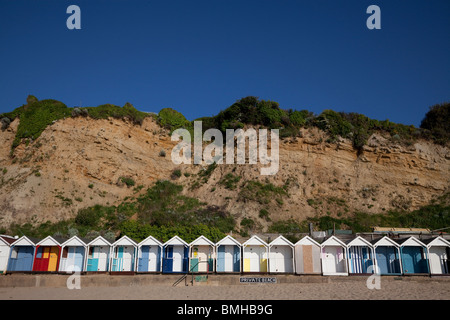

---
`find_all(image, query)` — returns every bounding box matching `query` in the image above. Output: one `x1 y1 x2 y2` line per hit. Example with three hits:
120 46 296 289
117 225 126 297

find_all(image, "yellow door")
43 247 50 259
260 259 267 272
243 258 250 272
48 247 59 271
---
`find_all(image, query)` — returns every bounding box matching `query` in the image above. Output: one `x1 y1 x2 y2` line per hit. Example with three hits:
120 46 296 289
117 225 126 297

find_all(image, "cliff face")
0 116 448 230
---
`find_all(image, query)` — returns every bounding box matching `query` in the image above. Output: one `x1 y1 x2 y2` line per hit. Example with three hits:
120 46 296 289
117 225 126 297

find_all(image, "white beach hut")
423 236 450 275
268 235 294 273
321 235 349 276
215 235 241 273
110 236 138 272
85 236 111 272
189 236 215 273
162 236 189 273
242 235 269 273
7 236 39 272
346 236 376 274
58 236 87 273
137 235 163 273
294 236 322 275
371 236 402 275
395 236 430 275
0 235 15 274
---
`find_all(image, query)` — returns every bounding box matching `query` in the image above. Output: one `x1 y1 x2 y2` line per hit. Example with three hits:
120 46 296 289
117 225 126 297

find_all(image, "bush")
13 99 72 146
74 207 102 227
219 173 241 190
157 108 191 133
82 103 148 125
171 169 182 179
120 176 135 187
420 102 450 145
240 180 287 204
259 208 271 221
1 117 10 130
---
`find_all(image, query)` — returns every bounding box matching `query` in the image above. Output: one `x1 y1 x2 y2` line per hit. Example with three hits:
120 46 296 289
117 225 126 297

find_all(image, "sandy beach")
1 274 449 300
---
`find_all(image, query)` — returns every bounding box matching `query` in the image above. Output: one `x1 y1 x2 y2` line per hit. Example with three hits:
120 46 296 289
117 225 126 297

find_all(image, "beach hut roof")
86 236 112 247
269 235 294 248
163 235 188 247
321 235 347 248
189 235 215 247
112 235 138 247
370 236 400 248
294 235 321 247
0 235 16 246
215 235 241 247
60 236 88 247
422 236 450 248
242 235 268 247
394 236 427 247
138 235 163 247
346 236 374 247
11 235 40 246
36 235 64 247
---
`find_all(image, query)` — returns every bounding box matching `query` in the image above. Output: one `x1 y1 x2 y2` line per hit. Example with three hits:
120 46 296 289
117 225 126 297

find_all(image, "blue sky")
0 0 449 126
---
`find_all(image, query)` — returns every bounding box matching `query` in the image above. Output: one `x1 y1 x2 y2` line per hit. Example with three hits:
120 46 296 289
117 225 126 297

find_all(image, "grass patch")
240 180 287 204
219 173 241 190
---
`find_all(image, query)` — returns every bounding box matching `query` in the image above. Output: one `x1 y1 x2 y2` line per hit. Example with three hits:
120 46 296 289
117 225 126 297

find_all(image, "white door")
0 245 10 272
323 246 338 274
249 246 266 272
148 246 159 272
97 246 109 271
224 246 233 272
323 246 346 274
429 247 448 274
271 246 292 273
172 246 184 272
247 247 259 272
122 246 134 271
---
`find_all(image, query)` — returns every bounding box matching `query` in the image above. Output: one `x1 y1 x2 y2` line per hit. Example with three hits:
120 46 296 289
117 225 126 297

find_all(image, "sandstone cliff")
0 115 448 232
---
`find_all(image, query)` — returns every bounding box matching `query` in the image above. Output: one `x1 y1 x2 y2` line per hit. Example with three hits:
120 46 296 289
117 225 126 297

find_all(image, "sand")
1 276 449 300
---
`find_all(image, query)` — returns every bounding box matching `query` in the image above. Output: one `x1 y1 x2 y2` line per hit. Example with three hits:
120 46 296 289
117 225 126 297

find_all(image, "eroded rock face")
0 117 448 230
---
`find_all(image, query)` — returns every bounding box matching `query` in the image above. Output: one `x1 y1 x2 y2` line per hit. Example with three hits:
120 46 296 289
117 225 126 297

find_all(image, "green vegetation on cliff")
4 180 235 243
1 96 448 153
195 96 449 150
269 192 450 242
1 96 149 150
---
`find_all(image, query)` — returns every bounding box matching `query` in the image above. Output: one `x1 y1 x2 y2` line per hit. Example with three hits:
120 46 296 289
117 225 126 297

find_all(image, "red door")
33 246 50 271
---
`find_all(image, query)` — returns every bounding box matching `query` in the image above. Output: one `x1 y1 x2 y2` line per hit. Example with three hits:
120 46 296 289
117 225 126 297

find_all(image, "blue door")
349 246 373 273
233 245 240 272
376 246 400 274
8 246 34 271
138 246 150 272
217 246 225 272
183 246 189 273
402 246 428 274
74 247 85 271
162 246 173 273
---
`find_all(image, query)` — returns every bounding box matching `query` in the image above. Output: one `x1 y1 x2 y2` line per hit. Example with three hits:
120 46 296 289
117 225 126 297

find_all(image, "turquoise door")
112 247 124 271
402 246 428 274
87 247 98 271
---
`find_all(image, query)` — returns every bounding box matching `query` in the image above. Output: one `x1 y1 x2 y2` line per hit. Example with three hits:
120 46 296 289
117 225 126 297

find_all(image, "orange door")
48 247 59 271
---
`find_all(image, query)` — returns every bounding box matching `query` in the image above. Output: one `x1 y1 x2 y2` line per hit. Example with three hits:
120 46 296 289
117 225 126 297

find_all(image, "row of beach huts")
0 233 449 276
